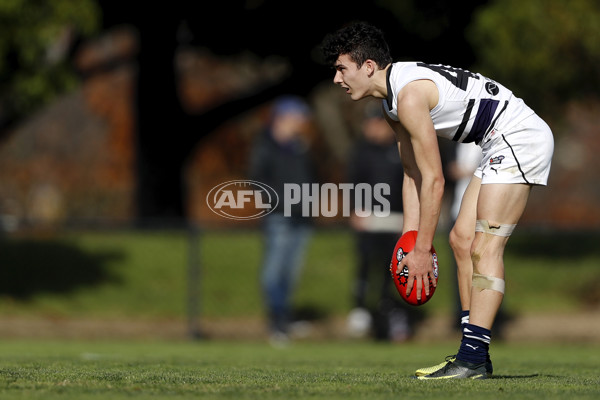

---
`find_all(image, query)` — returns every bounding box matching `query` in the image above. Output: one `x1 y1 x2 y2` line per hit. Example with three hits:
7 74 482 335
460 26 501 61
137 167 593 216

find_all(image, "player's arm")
397 80 444 255
396 80 444 298
384 110 420 234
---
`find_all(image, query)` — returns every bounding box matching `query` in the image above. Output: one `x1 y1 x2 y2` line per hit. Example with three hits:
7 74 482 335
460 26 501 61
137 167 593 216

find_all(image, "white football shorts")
474 113 554 186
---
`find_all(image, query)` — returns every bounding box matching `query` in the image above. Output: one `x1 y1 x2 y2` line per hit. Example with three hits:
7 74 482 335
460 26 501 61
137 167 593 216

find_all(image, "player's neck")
369 64 391 99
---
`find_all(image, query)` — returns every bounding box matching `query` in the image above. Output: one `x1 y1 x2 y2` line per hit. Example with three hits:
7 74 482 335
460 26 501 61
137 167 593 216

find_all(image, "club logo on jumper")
206 181 391 220
485 81 499 96
206 180 279 220
489 155 505 165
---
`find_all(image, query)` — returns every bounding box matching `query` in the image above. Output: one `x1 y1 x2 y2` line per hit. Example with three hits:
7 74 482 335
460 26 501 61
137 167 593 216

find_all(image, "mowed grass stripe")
0 340 598 399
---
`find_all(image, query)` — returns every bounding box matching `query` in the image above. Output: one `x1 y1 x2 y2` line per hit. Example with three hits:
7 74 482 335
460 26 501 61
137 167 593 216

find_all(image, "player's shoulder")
385 62 440 118
389 61 422 78
392 61 443 75
394 70 439 112
397 80 436 103
390 61 444 90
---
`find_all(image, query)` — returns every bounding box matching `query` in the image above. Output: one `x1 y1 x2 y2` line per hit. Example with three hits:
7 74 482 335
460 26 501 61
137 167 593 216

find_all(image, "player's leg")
431 183 530 378
418 183 530 380
415 176 482 377
468 182 531 329
449 175 480 312
419 113 553 380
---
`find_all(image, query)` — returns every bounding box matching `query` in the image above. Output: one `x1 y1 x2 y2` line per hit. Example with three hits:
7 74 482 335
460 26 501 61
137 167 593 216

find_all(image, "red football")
389 230 439 306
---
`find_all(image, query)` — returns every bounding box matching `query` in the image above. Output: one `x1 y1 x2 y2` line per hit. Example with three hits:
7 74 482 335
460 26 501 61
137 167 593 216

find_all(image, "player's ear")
365 59 376 77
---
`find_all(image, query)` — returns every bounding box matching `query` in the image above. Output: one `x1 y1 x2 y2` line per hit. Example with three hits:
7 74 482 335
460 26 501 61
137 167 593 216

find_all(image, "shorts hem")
480 179 548 186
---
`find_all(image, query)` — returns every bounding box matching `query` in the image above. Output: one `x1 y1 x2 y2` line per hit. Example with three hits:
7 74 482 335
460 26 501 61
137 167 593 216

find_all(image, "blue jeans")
261 213 312 333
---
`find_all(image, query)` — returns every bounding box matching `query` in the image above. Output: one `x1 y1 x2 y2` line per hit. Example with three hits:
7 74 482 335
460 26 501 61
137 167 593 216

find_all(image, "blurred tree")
1 0 486 224
99 0 405 224
376 0 488 66
467 0 600 113
108 0 487 224
0 0 100 132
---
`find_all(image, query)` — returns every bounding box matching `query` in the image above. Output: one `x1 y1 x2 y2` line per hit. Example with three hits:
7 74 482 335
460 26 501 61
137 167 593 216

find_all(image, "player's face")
333 54 369 100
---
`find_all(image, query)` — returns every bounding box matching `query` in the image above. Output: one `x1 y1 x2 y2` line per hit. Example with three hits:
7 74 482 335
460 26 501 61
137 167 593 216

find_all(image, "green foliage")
0 340 598 399
467 0 600 111
0 0 100 121
376 0 453 41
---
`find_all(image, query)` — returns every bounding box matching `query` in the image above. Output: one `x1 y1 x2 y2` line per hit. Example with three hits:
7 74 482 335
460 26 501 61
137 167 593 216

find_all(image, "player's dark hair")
321 21 393 68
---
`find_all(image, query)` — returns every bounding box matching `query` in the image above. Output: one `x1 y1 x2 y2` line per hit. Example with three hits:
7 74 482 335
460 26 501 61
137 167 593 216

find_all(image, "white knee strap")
476 220 516 237
472 220 511 294
472 273 505 294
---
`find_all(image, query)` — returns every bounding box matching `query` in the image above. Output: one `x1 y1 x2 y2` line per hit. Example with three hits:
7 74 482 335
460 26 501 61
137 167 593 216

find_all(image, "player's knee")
470 235 506 274
470 242 482 269
470 233 490 269
471 220 515 266
449 226 473 256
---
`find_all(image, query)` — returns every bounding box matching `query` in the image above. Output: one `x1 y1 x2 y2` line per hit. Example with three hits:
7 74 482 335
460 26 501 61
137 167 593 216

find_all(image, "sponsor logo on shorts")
489 155 505 165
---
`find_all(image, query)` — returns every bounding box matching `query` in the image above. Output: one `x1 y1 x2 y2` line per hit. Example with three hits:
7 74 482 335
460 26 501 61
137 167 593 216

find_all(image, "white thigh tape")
472 273 505 294
475 220 516 237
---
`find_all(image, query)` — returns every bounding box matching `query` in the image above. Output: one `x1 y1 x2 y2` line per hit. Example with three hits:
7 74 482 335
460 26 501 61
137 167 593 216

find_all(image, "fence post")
187 223 204 339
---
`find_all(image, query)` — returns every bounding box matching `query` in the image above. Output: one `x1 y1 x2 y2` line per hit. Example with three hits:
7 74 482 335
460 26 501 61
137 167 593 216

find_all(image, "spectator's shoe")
416 359 487 380
268 330 290 349
415 355 493 377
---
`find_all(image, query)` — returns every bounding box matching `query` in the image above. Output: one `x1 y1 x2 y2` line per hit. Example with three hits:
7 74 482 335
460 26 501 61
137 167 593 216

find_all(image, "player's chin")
349 91 364 101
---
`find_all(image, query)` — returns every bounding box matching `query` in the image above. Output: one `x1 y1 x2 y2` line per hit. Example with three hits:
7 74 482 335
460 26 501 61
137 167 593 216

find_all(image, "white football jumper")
383 62 553 186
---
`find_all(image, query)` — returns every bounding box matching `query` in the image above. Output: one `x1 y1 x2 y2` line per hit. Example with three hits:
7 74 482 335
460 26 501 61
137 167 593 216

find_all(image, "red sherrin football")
389 230 439 306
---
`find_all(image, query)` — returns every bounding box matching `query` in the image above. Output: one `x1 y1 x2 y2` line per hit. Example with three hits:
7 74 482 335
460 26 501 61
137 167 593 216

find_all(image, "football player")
321 22 554 379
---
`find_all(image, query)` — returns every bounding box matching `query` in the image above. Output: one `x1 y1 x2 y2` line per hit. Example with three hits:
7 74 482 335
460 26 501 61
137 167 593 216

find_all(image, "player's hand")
397 247 437 301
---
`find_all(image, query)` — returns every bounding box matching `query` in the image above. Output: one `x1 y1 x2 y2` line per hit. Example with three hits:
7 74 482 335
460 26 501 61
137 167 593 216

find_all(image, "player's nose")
333 71 343 85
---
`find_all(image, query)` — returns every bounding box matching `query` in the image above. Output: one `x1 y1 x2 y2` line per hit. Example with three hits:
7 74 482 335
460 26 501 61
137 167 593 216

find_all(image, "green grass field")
0 229 599 398
0 339 598 399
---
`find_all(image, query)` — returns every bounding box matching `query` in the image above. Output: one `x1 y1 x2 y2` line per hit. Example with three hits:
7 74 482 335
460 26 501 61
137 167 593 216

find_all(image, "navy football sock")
456 323 491 365
459 310 470 329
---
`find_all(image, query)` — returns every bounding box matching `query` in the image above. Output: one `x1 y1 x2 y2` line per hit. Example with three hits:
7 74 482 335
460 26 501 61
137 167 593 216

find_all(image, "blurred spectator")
248 96 317 346
346 102 422 342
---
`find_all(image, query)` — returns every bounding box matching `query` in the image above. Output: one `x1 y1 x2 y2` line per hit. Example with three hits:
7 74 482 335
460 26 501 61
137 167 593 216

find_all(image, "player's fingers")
405 275 413 297
415 276 423 301
423 275 430 298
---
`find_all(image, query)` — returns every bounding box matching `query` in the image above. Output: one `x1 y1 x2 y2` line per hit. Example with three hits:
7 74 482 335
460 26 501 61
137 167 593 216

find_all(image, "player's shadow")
491 374 540 379
0 237 123 299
